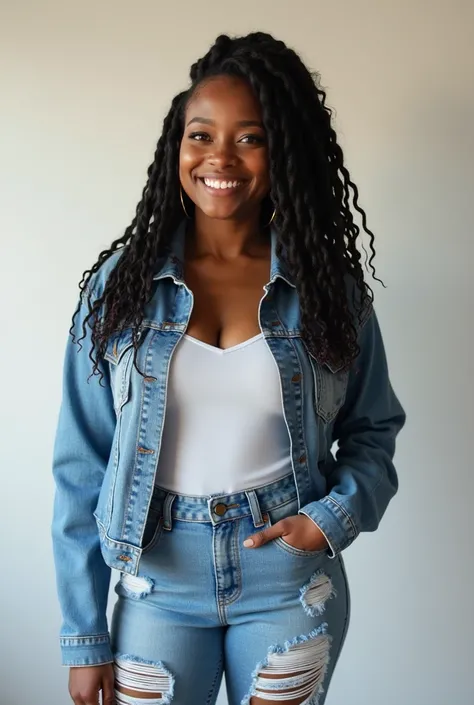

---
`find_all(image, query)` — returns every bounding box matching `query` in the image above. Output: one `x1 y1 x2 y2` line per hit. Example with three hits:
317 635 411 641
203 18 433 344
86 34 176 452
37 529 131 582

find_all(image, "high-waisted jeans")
110 473 350 705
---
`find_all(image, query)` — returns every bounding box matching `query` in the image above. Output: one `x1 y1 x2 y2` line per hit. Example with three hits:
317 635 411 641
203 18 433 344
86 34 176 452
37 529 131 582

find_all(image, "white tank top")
156 333 292 495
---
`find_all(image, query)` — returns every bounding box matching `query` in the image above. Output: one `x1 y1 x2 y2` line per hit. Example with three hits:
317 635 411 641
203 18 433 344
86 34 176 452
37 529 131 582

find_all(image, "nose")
207 141 238 169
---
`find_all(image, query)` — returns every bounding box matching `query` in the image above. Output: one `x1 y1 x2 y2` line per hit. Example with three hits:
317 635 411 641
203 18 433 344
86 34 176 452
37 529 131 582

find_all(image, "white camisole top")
156 333 292 495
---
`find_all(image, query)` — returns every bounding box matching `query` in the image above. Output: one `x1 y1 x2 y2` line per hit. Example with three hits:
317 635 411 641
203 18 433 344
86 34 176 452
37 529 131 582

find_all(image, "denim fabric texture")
110 476 350 704
51 221 405 669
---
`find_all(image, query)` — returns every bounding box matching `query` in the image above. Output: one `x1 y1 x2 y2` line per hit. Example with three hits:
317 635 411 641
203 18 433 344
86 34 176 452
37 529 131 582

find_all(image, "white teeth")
203 178 241 190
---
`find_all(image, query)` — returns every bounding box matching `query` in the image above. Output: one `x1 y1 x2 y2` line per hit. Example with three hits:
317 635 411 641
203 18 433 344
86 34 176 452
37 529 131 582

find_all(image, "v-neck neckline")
183 332 264 355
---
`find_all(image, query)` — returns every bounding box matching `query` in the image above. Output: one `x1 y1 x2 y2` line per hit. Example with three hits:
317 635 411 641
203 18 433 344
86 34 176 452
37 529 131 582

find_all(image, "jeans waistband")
151 472 298 530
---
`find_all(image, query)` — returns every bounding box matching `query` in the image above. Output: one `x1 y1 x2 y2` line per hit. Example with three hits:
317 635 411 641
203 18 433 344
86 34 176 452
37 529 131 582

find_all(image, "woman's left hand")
243 514 329 552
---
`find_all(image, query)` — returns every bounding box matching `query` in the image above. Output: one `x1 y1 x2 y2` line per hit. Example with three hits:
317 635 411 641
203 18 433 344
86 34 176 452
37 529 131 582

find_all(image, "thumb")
244 520 286 548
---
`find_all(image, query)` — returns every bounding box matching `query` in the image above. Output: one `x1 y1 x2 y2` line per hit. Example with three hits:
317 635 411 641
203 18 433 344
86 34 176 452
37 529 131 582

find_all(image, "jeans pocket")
266 499 328 559
273 536 328 558
141 507 165 554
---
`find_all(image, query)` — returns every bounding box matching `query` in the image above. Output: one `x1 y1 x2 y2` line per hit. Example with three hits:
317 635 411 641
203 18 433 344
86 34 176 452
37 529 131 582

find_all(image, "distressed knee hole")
247 630 331 705
300 572 335 617
114 654 174 704
120 573 154 599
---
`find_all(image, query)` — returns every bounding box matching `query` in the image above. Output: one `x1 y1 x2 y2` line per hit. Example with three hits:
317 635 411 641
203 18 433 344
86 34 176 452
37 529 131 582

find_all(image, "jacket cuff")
299 496 359 557
60 634 113 667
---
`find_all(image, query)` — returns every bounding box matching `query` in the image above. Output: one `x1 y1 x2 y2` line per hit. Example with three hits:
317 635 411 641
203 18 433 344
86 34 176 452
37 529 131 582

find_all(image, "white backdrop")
1 1 473 703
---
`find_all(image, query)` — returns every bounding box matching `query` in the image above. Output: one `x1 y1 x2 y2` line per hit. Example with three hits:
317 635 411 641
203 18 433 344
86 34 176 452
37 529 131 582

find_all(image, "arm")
299 310 406 556
51 288 116 666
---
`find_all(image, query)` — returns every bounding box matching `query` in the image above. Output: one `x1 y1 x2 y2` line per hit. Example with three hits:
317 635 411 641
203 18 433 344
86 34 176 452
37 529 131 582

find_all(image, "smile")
199 178 245 191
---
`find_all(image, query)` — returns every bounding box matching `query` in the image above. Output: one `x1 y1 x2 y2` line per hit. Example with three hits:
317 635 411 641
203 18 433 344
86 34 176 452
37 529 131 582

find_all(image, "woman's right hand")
69 663 115 705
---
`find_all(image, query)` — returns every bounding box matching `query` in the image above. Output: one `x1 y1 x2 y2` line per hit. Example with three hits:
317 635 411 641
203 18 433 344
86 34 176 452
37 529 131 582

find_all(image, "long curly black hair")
73 32 377 375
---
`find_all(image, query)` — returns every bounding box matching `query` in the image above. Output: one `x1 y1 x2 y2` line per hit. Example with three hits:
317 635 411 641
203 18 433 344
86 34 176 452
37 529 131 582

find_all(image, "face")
179 76 270 221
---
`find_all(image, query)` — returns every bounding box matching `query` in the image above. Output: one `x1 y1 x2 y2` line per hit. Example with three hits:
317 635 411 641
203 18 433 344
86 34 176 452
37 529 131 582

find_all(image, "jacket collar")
153 220 295 289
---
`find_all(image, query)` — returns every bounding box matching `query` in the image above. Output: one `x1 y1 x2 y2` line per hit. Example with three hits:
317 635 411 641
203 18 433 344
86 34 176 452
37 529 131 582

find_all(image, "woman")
52 32 405 705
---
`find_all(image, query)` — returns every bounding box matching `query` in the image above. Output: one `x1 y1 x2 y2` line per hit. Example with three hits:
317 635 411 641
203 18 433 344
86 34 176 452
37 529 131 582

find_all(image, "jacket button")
292 374 301 383
118 554 131 562
299 454 307 464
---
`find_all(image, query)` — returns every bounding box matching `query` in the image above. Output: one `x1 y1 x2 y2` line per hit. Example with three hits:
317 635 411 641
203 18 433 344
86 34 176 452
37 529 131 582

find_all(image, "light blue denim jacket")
52 222 405 666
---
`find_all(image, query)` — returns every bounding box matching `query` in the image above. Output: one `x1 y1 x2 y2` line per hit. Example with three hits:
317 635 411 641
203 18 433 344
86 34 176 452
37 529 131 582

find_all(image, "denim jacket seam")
120 331 156 540
264 329 300 339
60 634 110 642
62 660 114 668
288 335 310 487
104 534 140 552
95 517 140 553
324 495 358 538
91 561 101 633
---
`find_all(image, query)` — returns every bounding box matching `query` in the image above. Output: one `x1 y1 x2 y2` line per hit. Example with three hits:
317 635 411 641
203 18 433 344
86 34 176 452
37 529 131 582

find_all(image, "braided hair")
73 32 376 376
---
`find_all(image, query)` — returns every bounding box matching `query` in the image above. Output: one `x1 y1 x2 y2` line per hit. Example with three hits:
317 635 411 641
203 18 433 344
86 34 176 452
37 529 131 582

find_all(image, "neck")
189 210 266 260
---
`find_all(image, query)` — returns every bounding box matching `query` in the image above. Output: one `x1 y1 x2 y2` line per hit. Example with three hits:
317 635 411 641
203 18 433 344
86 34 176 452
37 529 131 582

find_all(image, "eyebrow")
186 117 264 129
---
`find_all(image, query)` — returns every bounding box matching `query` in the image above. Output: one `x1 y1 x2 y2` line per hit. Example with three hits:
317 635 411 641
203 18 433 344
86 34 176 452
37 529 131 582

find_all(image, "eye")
188 131 211 142
238 134 266 145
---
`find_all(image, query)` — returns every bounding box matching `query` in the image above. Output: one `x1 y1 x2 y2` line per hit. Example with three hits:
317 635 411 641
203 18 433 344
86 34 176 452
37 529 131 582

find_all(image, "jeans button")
213 503 228 516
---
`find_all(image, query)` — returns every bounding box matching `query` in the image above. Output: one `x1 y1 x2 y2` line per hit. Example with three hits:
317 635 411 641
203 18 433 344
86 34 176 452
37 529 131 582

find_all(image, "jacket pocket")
104 329 135 413
309 355 349 424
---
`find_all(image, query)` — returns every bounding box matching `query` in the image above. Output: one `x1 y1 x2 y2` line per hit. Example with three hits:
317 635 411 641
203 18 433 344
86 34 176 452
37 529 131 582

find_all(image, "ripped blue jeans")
110 474 350 705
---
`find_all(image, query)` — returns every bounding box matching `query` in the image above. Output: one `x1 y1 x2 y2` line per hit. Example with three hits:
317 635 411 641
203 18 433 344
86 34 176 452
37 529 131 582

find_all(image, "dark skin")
69 75 328 705
179 74 272 351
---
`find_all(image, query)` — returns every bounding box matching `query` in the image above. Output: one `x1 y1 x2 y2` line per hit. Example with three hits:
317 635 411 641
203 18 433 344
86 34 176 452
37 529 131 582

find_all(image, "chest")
184 256 270 349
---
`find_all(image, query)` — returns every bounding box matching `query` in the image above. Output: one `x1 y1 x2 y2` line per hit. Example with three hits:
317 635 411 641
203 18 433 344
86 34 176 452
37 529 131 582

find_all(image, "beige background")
1 1 473 703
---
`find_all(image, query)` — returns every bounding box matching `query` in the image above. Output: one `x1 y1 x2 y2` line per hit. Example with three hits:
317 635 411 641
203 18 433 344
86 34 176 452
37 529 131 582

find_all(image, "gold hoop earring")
265 207 276 227
180 187 192 219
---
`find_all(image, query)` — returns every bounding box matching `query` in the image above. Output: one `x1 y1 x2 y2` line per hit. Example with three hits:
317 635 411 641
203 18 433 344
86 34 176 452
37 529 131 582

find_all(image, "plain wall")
1 1 473 703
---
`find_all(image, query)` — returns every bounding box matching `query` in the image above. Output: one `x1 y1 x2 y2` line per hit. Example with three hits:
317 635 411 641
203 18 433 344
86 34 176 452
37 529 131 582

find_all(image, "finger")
102 672 116 704
244 520 286 548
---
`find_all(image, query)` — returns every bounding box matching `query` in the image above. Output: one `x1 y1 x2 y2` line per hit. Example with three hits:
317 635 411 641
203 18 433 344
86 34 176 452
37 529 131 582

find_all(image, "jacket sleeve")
51 288 116 666
299 310 406 556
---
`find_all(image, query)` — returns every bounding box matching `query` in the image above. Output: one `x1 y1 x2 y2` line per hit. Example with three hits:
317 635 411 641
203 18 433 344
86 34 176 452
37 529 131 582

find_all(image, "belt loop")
162 493 176 531
246 490 264 528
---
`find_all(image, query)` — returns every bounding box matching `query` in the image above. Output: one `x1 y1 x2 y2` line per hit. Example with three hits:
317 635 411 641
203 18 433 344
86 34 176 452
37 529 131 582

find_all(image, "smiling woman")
180 77 270 221
51 32 405 705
